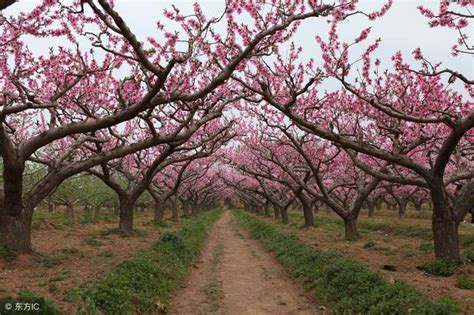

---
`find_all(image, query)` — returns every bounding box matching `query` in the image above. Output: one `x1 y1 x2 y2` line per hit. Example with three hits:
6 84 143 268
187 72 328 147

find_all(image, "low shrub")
37 253 63 268
0 245 17 262
416 258 459 277
234 210 460 314
363 240 376 249
456 272 474 290
68 209 222 314
462 248 474 263
61 247 80 255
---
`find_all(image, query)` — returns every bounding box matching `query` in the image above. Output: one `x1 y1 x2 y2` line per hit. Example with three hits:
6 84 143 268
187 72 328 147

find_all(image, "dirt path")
170 211 323 315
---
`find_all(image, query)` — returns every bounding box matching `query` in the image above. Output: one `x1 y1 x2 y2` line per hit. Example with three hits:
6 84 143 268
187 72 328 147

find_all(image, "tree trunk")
184 203 190 216
367 200 375 218
302 203 314 227
343 217 359 241
154 200 165 222
313 203 320 213
264 203 270 217
0 211 33 253
118 197 135 232
47 196 55 213
280 207 289 224
431 186 460 261
413 201 422 211
432 218 459 260
375 200 382 211
0 167 34 253
171 201 179 221
398 200 407 219
273 204 281 220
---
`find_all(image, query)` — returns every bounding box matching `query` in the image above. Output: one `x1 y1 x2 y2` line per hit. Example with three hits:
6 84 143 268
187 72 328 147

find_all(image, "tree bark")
273 204 281 220
367 200 375 218
398 199 407 219
0 165 34 253
280 207 289 224
264 202 270 217
171 201 179 221
118 197 135 232
154 200 165 222
182 202 190 216
343 217 359 241
375 199 383 211
0 211 33 253
302 202 314 227
431 186 460 261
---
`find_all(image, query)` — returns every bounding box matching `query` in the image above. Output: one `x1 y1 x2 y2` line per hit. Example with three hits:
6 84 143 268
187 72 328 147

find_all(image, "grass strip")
68 209 222 314
234 210 460 315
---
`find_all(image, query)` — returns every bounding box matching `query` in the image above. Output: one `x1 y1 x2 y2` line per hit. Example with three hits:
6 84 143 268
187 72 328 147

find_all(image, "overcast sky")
4 1 473 91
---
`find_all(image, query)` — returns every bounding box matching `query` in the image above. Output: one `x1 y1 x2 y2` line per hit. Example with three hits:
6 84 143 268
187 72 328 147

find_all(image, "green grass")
36 253 64 268
418 243 435 253
363 240 376 249
235 210 460 315
67 209 222 314
462 248 474 263
61 247 80 255
80 237 103 247
456 272 474 290
461 234 474 247
0 288 60 314
0 245 17 262
416 258 459 277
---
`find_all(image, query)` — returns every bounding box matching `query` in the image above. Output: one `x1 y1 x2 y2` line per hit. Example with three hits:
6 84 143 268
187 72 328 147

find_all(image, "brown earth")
170 210 325 315
257 212 474 314
0 210 180 313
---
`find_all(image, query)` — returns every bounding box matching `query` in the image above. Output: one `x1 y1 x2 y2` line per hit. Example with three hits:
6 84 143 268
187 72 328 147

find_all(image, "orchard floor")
0 209 182 312
170 210 324 315
257 209 474 313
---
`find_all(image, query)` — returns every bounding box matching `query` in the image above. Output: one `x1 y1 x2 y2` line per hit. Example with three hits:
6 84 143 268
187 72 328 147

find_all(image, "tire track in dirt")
170 210 323 315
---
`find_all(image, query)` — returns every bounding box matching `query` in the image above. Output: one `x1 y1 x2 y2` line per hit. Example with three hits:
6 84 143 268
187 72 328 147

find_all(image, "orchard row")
0 0 472 263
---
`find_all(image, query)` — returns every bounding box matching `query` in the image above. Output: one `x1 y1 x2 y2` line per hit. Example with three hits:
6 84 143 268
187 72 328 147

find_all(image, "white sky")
4 0 473 91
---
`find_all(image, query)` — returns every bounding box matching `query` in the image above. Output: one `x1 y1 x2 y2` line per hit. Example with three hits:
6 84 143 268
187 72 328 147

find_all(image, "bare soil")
170 210 325 315
0 210 180 313
257 211 474 313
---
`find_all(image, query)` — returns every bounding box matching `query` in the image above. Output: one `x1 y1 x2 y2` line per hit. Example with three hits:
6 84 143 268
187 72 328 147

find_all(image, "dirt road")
170 211 323 315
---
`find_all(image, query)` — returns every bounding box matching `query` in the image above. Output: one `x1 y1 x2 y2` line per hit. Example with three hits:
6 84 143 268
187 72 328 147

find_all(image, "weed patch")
462 248 474 263
80 237 103 247
456 273 474 290
0 245 17 262
417 258 459 277
418 243 434 253
36 253 63 268
61 247 80 255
